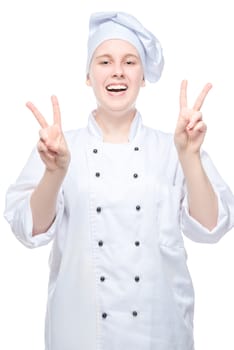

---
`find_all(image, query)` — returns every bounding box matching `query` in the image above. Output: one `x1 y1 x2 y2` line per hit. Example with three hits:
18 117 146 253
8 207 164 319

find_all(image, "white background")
0 0 234 349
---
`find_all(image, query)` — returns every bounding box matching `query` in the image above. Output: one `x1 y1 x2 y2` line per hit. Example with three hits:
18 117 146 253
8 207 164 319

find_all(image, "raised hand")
174 80 212 157
26 96 70 172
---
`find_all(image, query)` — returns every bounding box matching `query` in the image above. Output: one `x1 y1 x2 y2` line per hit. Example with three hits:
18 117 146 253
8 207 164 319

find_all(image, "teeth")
106 84 127 91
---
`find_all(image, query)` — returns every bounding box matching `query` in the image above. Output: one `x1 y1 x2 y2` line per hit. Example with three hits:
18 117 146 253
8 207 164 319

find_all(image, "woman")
4 11 234 350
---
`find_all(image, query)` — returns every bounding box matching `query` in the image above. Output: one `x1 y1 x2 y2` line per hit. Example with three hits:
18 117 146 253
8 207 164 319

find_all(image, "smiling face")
86 39 145 116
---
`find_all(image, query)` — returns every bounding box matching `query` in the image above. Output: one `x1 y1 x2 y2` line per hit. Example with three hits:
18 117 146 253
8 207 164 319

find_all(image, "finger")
37 140 48 153
26 102 48 128
39 128 49 143
175 108 190 135
193 83 212 111
186 111 202 130
39 152 56 166
51 95 61 127
193 120 207 133
37 140 57 160
179 80 188 110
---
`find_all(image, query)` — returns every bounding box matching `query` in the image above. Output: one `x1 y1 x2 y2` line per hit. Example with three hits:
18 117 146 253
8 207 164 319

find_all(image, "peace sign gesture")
26 96 70 172
174 80 212 156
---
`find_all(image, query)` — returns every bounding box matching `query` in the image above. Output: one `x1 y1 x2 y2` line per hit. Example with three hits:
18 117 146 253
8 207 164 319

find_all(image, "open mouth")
106 84 128 92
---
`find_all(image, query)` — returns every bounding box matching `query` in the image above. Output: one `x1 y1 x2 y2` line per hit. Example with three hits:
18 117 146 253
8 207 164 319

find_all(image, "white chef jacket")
4 111 234 350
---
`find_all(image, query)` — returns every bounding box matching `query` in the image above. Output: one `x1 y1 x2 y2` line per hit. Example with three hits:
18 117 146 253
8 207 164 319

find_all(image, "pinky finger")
37 140 48 153
194 121 207 133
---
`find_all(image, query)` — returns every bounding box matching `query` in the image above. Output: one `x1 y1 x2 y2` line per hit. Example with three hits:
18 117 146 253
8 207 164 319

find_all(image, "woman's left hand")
174 80 212 157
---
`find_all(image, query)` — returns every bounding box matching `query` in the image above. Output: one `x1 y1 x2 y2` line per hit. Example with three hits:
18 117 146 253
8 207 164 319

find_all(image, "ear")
86 74 91 86
141 77 146 87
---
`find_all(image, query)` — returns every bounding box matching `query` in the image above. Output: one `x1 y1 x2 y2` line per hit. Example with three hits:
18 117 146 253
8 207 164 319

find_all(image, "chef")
4 11 234 350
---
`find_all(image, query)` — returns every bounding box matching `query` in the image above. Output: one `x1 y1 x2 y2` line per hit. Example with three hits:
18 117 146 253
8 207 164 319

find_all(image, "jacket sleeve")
180 150 234 243
3 148 65 249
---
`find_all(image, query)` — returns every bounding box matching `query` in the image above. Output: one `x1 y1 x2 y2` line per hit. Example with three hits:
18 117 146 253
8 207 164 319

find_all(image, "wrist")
178 151 203 178
178 150 201 164
44 165 68 182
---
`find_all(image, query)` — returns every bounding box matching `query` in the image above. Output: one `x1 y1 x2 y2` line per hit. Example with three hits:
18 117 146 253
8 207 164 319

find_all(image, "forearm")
179 153 218 231
30 168 66 236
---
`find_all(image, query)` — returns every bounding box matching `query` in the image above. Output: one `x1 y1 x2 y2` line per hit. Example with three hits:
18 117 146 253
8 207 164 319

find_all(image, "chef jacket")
4 111 234 350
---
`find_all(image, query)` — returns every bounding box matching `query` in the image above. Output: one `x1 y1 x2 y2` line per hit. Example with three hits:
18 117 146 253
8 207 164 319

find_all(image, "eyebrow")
95 53 140 60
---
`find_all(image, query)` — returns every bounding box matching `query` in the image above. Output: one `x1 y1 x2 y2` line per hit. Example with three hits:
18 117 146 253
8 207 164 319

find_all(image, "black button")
102 312 107 319
98 240 103 247
100 276 105 282
135 241 140 246
135 276 140 282
134 147 139 151
132 311 138 317
95 172 100 177
133 173 138 178
136 205 141 211
96 207 102 213
93 149 98 153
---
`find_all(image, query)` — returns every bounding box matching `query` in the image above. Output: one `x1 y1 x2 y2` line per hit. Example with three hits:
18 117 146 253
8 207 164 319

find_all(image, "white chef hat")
86 11 164 83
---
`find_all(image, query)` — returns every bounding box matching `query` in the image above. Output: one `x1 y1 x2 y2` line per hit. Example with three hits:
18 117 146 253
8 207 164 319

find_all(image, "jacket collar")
87 110 142 142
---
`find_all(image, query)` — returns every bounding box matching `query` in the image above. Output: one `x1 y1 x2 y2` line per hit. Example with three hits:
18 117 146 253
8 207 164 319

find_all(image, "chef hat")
86 11 164 83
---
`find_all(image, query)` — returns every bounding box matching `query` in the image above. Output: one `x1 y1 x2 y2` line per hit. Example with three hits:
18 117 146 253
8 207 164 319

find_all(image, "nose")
112 62 124 78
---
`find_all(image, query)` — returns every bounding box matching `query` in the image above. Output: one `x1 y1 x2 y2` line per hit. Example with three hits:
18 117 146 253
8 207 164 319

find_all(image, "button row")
102 311 138 319
93 147 140 154
99 275 140 282
96 205 141 213
98 240 140 247
94 172 139 179
93 145 140 323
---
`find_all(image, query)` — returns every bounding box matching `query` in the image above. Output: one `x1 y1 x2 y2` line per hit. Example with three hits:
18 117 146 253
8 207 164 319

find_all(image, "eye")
126 60 135 65
100 60 110 65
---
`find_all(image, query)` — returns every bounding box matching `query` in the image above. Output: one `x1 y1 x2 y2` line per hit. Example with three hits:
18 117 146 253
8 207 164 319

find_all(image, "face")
86 39 145 115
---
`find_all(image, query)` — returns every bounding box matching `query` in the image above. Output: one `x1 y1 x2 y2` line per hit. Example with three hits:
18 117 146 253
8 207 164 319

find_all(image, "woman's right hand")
26 95 70 172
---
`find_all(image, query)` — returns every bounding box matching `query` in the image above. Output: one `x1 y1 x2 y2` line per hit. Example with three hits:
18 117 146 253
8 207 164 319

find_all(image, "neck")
94 107 137 143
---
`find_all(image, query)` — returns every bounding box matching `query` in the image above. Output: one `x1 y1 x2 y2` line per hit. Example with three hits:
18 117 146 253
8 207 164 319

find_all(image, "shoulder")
64 127 88 146
64 127 86 139
142 124 179 166
142 123 175 149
